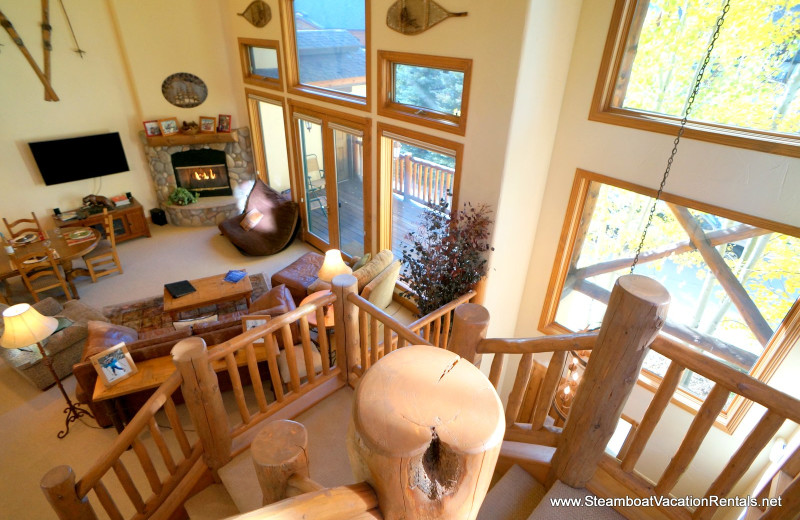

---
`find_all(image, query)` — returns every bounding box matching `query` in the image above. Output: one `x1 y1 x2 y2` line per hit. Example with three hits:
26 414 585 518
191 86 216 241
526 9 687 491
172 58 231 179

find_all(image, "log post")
251 420 310 505
348 345 504 520
447 303 490 366
40 465 98 520
403 154 413 198
547 274 669 488
333 273 359 383
172 337 232 472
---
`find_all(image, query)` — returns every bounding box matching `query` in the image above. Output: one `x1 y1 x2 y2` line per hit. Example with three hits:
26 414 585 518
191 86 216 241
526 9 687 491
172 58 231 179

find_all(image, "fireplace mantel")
145 132 236 147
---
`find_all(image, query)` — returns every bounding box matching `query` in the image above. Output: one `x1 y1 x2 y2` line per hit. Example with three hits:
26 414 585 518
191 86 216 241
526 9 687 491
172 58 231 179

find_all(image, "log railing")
479 276 800 520
41 373 205 520
41 294 342 520
392 153 455 209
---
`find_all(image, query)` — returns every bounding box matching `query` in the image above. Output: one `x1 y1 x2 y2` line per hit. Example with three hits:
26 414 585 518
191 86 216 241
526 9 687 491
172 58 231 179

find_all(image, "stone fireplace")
140 128 256 226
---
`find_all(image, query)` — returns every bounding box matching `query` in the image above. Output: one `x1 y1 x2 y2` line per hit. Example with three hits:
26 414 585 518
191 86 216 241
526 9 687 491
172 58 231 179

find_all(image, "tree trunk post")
333 273 359 383
548 274 669 488
447 303 490 366
40 465 98 520
348 345 505 520
403 154 413 199
172 337 232 472
251 420 310 505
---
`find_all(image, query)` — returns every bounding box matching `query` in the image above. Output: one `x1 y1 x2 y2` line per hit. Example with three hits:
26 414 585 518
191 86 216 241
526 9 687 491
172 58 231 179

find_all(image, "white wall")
516 0 800 502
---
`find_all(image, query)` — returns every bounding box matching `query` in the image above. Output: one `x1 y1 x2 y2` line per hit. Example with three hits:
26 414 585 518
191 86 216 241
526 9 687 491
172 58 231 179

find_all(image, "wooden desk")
164 273 253 319
93 344 269 432
53 200 150 243
0 227 100 296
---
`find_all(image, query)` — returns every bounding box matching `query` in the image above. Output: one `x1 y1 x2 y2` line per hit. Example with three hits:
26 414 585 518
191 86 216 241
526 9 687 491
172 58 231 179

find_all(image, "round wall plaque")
162 72 208 108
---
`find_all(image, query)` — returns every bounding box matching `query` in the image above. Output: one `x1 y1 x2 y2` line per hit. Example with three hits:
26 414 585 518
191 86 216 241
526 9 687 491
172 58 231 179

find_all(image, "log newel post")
547 274 670 489
40 465 98 520
251 420 310 506
333 273 359 383
447 303 490 366
348 345 505 520
171 337 232 472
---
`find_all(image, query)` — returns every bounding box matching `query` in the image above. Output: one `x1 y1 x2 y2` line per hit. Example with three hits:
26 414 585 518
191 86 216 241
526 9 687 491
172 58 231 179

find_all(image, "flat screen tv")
29 132 130 186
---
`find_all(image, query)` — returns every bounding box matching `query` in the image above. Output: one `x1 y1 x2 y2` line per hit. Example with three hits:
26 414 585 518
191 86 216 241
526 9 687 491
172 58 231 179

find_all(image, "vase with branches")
401 198 494 316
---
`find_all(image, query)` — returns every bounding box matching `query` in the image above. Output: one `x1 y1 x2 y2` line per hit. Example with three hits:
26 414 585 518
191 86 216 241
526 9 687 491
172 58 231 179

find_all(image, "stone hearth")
140 128 256 226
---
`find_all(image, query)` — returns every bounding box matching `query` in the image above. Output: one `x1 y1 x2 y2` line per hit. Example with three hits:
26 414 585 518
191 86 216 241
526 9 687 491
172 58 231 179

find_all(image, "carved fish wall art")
238 0 271 28
387 0 467 35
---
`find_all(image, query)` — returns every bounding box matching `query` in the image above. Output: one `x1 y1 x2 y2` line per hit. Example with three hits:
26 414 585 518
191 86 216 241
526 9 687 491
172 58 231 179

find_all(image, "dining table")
0 226 101 299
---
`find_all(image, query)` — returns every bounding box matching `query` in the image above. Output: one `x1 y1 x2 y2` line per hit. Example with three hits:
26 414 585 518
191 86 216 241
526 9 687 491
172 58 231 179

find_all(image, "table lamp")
1 304 93 438
317 249 352 282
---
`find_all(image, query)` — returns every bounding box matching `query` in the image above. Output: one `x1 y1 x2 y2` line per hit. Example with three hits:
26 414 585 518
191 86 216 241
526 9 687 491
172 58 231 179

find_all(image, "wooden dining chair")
83 208 123 282
14 249 73 302
4 212 44 239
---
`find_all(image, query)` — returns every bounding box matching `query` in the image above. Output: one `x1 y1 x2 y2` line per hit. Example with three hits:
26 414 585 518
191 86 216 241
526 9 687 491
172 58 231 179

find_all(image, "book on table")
111 194 131 206
224 269 247 283
165 280 197 299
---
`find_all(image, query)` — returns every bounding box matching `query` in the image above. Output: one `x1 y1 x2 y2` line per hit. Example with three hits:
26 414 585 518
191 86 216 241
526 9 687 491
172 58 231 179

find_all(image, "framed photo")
158 117 179 136
242 315 271 344
90 342 138 387
217 114 232 133
199 116 217 133
143 120 161 137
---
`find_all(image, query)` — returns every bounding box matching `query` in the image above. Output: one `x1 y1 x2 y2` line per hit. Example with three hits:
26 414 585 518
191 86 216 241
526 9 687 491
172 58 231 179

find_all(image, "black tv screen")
29 132 130 186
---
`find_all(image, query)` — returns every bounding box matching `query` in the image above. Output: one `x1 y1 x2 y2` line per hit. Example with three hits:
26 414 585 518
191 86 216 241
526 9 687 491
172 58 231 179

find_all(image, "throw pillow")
240 208 264 231
85 321 139 359
351 253 371 271
353 249 394 291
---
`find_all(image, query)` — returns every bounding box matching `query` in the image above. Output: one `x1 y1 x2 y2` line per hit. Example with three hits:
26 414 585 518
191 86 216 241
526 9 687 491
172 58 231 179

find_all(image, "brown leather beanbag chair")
219 179 299 256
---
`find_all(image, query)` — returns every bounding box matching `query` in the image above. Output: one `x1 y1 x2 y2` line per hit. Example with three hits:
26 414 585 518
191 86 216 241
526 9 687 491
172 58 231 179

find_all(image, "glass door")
292 108 370 256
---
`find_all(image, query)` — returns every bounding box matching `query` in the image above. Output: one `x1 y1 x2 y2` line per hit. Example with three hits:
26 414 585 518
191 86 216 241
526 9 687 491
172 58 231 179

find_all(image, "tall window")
591 0 800 157
378 124 462 263
245 90 291 192
541 169 800 431
281 0 369 109
378 51 472 135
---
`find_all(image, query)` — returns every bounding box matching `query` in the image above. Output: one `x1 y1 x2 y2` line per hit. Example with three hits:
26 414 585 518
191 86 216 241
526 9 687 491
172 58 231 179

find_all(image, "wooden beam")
569 223 768 282
574 279 758 370
478 331 598 354
667 203 773 346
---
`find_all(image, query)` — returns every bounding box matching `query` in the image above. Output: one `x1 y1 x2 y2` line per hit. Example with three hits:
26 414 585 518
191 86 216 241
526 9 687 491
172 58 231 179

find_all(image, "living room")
1 0 799 519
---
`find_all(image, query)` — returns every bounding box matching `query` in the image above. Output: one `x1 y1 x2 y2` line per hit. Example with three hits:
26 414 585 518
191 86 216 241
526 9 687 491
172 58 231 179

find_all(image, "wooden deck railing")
392 153 455 209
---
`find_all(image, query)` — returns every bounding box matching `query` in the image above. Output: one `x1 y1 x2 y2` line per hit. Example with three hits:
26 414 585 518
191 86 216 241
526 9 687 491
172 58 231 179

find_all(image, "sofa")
271 249 402 310
0 298 108 390
73 284 299 428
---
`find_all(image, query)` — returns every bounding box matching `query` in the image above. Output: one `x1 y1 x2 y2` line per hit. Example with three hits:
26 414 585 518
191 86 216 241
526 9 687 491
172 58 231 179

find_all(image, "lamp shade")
0 304 58 349
317 249 353 282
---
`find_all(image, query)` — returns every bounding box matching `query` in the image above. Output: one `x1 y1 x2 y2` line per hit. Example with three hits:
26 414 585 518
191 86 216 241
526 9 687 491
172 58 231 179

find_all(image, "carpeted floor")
101 273 270 334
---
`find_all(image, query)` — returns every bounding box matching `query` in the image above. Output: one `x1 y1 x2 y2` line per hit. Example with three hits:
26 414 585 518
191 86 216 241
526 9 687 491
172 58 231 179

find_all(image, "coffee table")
163 273 253 320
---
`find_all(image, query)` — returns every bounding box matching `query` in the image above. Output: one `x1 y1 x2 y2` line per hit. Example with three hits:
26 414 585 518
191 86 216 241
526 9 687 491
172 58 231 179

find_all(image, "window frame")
238 38 284 91
378 51 472 136
244 89 293 191
590 0 800 159
540 169 800 433
376 122 463 256
279 0 370 111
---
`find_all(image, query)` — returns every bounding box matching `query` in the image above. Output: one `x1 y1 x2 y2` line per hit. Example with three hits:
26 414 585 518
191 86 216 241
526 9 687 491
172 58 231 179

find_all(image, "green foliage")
401 199 494 316
394 64 464 117
620 0 800 134
168 187 198 206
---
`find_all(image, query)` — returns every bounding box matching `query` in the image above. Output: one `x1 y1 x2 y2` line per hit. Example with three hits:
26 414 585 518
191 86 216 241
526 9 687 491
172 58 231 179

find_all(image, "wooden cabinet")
54 200 151 243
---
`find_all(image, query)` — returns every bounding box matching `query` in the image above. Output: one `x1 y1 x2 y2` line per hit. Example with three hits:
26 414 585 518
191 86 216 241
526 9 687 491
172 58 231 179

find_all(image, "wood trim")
539 168 800 433
376 122 464 255
377 50 472 136
244 89 290 185
589 0 800 159
238 38 283 92
278 0 370 112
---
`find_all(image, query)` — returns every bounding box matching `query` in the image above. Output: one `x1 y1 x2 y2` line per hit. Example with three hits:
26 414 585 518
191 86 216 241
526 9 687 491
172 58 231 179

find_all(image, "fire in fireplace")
171 149 232 197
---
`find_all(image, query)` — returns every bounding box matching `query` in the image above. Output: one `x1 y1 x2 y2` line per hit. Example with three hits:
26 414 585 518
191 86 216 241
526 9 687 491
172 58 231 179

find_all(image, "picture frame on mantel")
158 117 179 136
217 114 232 133
199 116 217 134
143 120 161 137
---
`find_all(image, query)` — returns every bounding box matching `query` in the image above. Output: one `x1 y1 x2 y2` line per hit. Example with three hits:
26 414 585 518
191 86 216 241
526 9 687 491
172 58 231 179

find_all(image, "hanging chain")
630 0 731 273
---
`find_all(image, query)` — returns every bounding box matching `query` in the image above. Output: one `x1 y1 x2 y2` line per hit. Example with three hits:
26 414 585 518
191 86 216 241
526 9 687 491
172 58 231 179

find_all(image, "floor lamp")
1 303 93 438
